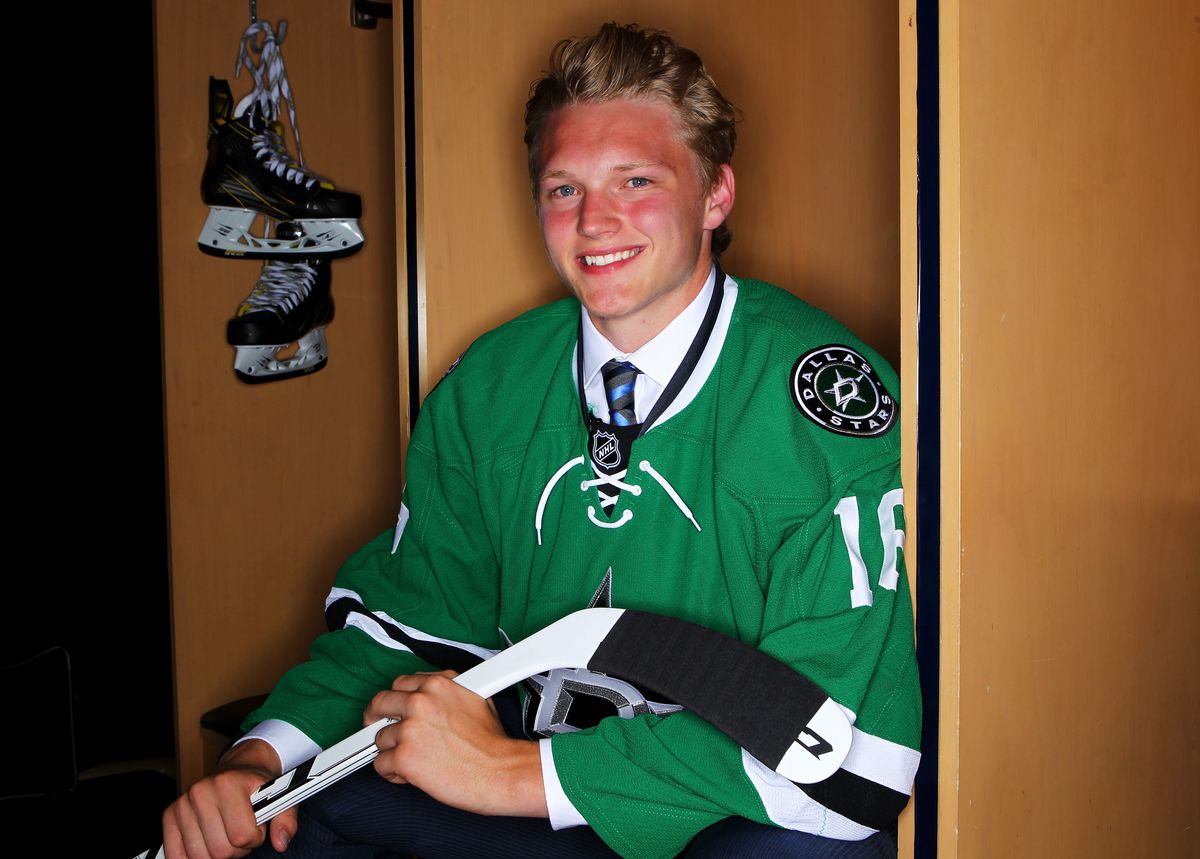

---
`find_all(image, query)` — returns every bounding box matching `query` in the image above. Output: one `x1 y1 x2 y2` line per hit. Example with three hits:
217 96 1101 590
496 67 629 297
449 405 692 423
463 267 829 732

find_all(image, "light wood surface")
413 0 901 397
941 0 1200 854
938 1 965 854
897 1 919 854
155 0 399 787
938 0 965 853
393 10 412 451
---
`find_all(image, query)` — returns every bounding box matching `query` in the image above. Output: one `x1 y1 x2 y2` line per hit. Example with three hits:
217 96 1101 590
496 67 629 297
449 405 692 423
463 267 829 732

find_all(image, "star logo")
790 345 897 438
824 369 867 411
500 568 681 738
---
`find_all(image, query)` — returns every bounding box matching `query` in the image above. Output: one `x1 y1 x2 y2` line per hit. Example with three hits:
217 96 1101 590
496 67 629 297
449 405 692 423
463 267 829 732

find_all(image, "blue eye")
551 185 577 199
628 177 650 188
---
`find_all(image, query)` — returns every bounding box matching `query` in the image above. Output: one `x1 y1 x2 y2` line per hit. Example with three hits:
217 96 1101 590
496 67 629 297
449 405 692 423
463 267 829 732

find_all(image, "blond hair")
525 23 737 255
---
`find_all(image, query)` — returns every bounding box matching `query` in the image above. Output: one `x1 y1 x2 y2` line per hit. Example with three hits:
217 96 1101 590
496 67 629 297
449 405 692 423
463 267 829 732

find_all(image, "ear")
702 164 736 231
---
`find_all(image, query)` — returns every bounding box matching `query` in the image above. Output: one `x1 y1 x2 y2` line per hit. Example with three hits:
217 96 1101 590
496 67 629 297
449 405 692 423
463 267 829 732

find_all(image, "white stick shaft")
248 609 627 823
138 606 852 859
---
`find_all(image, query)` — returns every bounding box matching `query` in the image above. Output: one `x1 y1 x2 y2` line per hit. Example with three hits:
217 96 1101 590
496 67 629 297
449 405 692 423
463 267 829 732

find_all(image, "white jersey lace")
536 455 702 545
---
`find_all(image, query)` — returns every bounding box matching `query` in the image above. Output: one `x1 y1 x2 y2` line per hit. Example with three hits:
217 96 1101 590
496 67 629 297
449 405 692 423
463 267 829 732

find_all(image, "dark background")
2 4 174 855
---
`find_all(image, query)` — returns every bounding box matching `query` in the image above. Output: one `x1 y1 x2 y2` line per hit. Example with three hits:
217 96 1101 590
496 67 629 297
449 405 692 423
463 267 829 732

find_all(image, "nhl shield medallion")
592 430 622 469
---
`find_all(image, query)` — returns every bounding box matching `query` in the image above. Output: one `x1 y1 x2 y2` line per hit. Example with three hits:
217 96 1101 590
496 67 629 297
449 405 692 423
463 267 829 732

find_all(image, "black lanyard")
576 262 726 440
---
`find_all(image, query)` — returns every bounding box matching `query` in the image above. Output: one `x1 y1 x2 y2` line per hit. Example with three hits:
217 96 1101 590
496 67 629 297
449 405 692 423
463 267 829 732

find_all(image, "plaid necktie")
602 359 640 426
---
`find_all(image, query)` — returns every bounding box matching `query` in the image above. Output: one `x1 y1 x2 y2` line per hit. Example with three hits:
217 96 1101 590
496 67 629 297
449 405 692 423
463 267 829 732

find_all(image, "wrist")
218 738 283 780
495 738 548 818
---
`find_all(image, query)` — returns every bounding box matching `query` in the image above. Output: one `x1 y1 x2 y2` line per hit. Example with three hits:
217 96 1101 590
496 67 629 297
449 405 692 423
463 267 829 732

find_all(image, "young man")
162 23 919 859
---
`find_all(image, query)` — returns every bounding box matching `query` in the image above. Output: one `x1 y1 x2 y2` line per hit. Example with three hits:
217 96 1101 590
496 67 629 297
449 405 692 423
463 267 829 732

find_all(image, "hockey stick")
138 608 849 859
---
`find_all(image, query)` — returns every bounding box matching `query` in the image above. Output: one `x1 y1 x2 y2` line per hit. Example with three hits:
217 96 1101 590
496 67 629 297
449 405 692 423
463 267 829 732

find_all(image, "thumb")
269 807 300 852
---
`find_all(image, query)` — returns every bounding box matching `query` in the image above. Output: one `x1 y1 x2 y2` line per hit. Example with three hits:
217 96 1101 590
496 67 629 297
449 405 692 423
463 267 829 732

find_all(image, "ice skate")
227 229 335 383
198 21 364 259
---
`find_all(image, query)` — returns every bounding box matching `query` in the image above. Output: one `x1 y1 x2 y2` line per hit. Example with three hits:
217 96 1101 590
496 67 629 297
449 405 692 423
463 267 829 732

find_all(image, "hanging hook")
249 0 257 24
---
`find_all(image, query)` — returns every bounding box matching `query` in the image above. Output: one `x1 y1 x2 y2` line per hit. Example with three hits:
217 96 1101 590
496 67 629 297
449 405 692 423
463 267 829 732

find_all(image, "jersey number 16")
834 489 905 608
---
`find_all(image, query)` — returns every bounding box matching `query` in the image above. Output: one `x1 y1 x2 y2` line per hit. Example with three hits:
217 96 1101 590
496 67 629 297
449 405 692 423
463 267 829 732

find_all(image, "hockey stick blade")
138 608 849 858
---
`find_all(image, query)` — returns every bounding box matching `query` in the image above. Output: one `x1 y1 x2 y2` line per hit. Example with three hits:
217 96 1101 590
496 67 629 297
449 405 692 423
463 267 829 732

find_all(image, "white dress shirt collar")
580 266 717 398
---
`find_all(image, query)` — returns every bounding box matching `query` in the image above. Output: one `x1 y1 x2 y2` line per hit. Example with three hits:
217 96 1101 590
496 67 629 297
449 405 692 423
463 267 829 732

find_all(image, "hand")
161 739 298 859
364 671 548 818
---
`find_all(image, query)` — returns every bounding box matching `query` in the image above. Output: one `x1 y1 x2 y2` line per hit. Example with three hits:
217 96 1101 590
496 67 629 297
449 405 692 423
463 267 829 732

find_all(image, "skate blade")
233 328 329 384
199 208 364 260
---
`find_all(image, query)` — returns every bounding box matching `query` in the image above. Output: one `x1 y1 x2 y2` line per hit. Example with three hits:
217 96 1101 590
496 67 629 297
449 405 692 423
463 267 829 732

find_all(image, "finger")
213 771 267 853
364 688 411 725
389 669 459 690
374 754 411 785
161 801 191 859
170 789 216 859
269 807 300 853
373 728 412 785
390 673 433 691
363 670 466 724
372 717 403 752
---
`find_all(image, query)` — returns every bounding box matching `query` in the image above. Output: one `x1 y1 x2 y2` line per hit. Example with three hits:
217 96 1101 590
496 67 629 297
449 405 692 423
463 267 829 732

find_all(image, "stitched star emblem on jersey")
502 568 681 738
790 345 897 438
824 369 867 411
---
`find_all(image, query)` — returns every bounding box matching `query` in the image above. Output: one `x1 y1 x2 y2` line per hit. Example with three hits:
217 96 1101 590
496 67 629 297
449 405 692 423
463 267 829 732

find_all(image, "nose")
577 190 620 238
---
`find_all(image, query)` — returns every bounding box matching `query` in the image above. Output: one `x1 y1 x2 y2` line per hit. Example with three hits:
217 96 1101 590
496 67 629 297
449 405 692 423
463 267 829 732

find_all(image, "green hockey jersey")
247 276 921 858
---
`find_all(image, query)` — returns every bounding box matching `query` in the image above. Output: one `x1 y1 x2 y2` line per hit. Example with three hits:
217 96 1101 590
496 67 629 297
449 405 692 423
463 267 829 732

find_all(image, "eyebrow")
539 160 671 182
611 160 668 172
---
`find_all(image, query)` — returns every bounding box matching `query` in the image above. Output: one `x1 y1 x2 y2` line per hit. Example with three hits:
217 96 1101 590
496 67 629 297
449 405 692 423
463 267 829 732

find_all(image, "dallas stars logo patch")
790 345 897 438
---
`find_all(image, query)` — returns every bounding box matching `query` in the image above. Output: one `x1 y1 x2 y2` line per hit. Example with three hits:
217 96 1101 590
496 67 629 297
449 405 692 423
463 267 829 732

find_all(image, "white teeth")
583 249 640 267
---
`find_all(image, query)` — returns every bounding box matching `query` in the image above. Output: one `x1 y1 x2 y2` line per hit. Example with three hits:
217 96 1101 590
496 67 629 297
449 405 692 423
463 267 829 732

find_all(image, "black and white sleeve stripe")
323 586 498 674
742 725 919 838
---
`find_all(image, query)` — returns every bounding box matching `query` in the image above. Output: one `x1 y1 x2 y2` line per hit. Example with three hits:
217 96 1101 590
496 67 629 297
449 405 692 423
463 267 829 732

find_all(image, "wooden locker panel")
154 0 400 787
897 1 919 851
942 1 1199 854
413 0 900 396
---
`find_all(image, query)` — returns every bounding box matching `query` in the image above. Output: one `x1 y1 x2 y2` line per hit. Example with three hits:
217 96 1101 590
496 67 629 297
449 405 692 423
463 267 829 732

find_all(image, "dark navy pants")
250 765 897 859
252 694 896 857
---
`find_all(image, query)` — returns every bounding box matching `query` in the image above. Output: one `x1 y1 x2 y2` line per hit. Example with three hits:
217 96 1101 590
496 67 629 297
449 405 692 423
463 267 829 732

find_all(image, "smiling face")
535 98 734 352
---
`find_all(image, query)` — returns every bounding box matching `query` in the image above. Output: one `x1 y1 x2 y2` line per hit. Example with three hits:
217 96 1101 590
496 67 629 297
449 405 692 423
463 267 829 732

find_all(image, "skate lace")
233 20 322 189
242 260 317 314
251 126 321 189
